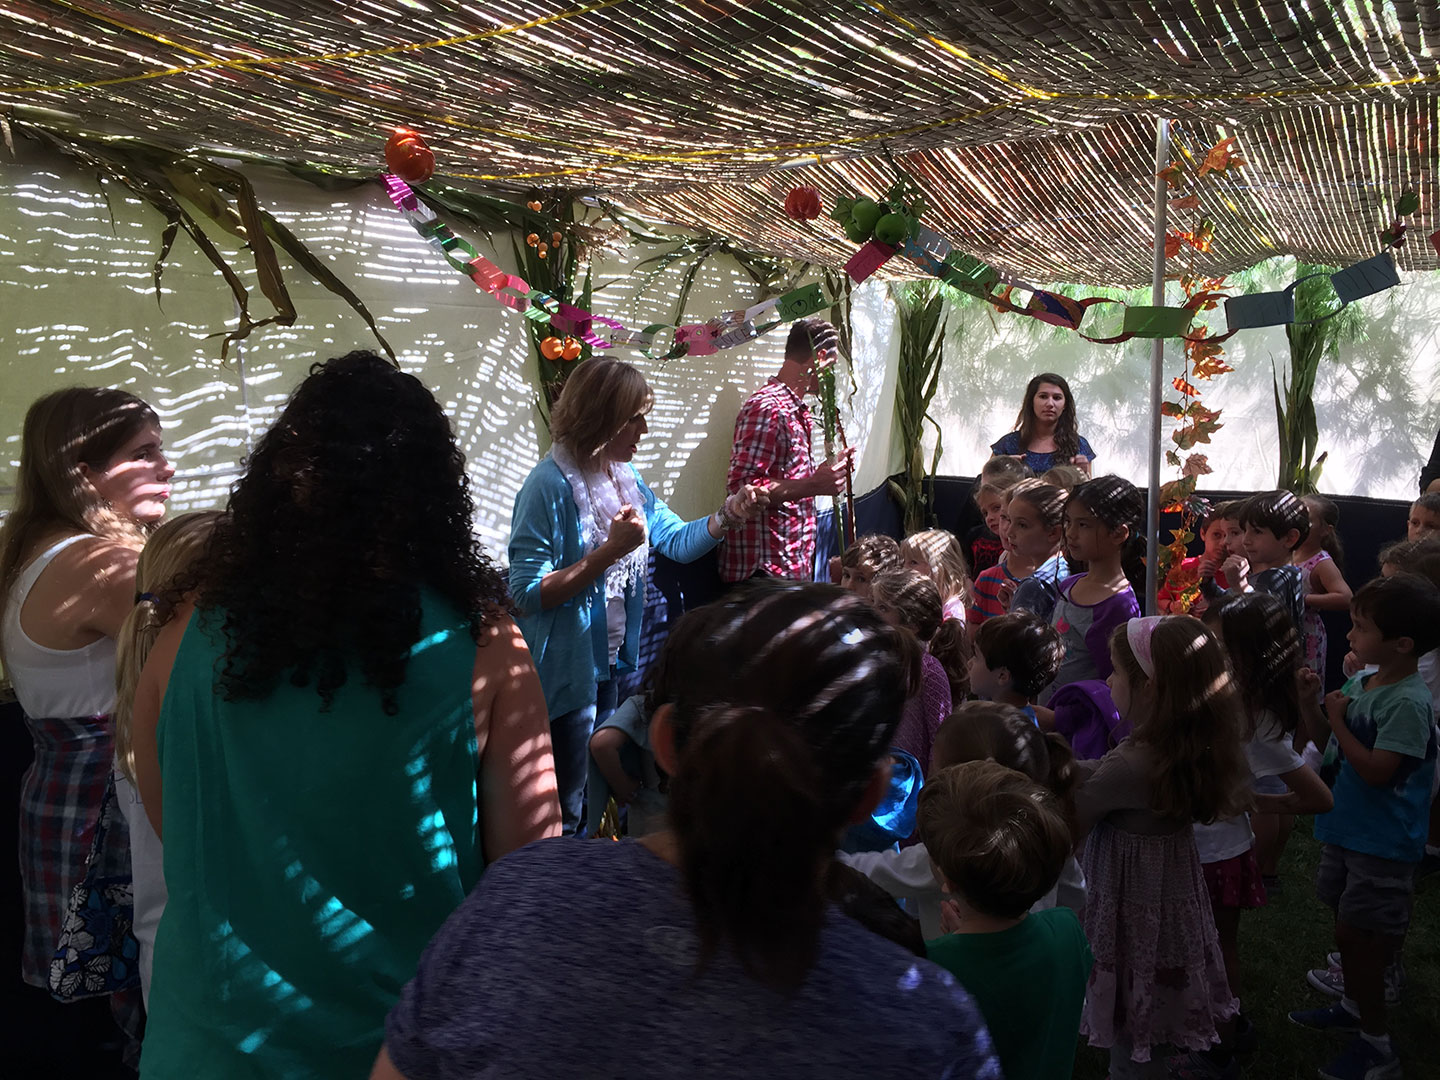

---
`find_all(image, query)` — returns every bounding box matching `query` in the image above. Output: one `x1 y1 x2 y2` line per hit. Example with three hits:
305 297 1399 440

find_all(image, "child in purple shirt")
1045 477 1144 701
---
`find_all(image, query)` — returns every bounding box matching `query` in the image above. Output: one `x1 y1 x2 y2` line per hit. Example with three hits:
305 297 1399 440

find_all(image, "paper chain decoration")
383 175 1405 357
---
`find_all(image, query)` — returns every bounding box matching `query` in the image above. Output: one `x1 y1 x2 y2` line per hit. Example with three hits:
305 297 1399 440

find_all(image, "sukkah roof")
1 0 1438 284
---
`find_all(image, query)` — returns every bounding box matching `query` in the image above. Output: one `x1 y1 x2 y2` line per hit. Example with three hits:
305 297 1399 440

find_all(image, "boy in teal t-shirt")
1291 575 1440 1080
917 760 1092 1080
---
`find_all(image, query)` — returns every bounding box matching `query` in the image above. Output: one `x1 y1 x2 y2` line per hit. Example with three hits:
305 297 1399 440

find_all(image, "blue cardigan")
508 458 719 719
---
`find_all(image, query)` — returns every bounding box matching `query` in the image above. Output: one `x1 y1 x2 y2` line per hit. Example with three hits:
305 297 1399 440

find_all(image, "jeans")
550 669 619 836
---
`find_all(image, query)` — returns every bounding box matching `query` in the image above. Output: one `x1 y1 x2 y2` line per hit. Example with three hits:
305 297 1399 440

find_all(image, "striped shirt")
967 554 1069 626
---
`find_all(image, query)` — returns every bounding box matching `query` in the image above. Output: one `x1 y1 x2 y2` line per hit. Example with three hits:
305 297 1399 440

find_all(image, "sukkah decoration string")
382 149 1415 362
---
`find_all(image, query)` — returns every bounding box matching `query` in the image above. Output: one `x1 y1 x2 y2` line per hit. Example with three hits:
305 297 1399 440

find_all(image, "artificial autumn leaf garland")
1153 138 1239 612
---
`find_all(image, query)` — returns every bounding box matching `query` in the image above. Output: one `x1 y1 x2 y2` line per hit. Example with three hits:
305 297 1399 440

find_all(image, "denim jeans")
550 669 619 836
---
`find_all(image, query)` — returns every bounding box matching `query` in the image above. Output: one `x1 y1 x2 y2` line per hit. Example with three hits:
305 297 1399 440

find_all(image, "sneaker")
1290 1000 1361 1032
1167 1049 1238 1079
1318 1036 1402 1080
1233 1013 1259 1055
1307 964 1404 1005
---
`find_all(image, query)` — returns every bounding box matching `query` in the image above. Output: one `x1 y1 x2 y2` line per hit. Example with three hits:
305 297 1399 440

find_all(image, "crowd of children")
819 465 1440 1080
9 359 1440 1080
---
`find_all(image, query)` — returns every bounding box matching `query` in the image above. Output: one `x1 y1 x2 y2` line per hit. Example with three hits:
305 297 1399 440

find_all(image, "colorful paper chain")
383 175 1403 356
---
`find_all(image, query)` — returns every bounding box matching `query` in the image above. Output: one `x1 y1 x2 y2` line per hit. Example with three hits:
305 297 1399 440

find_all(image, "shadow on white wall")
0 145 896 556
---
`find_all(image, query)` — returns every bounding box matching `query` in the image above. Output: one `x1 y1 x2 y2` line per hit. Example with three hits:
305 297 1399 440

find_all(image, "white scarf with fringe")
550 443 649 602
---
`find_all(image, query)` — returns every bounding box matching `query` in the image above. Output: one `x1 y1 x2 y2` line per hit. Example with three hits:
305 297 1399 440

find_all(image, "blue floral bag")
49 774 140 1000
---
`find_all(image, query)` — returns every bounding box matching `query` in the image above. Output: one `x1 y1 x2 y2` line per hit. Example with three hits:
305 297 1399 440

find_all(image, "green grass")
1072 818 1440 1079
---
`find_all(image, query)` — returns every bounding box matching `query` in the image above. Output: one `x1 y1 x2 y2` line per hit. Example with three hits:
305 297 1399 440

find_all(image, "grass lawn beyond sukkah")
1071 817 1440 1080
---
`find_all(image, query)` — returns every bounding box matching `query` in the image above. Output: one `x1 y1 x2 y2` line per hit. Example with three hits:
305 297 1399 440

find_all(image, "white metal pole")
1144 118 1170 616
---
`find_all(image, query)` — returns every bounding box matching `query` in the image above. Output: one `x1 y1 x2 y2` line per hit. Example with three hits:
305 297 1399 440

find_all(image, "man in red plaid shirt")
720 318 855 582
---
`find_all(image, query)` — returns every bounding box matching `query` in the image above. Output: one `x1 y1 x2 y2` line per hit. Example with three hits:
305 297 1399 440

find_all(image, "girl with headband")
1072 616 1251 1079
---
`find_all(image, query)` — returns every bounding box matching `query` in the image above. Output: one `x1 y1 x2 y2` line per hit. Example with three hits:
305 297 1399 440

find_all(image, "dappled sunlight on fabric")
208 918 315 1056
3 152 899 543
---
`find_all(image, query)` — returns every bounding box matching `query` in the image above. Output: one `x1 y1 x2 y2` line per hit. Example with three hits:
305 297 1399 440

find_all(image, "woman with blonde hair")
0 385 172 1061
111 509 221 1007
509 357 766 834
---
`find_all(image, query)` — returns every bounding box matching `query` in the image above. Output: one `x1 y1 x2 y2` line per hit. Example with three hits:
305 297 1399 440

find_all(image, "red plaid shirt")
720 377 817 582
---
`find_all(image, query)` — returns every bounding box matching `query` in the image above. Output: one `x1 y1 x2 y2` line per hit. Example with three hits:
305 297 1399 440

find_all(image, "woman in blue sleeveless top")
129 353 562 1080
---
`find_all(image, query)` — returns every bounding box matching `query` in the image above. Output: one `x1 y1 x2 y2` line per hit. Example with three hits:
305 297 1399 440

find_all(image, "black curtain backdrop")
639 477 1412 699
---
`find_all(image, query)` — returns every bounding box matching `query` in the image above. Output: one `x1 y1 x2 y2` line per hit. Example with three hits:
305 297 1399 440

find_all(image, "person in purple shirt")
371 582 1000 1080
1046 477 1144 703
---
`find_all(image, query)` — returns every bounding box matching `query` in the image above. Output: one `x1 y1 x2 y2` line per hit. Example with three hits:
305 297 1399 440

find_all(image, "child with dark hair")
586 603 731 838
842 701 1084 940
920 760 1093 1080
1290 576 1440 1080
969 611 1063 726
968 456 1033 575
1406 491 1440 540
1293 494 1352 693
379 582 999 1080
824 862 925 959
1227 490 1310 632
1047 476 1143 698
1178 593 1333 1076
1157 500 1243 614
871 568 961 767
838 534 899 602
1338 539 1440 893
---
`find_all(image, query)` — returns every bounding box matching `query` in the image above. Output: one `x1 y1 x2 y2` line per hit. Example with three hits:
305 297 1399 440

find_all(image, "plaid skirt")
18 713 120 987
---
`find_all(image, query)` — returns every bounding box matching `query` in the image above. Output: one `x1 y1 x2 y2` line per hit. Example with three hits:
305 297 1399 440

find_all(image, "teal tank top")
141 597 483 1079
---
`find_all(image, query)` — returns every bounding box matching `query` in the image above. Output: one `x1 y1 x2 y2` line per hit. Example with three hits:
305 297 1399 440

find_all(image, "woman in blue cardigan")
509 358 764 834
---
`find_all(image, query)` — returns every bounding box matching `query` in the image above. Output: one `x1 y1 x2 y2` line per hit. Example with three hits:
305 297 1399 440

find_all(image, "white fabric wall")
5 137 1436 549
0 143 895 557
923 259 1440 500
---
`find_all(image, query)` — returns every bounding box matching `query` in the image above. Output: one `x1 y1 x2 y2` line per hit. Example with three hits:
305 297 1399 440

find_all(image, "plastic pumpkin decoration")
384 129 435 184
561 337 583 362
784 185 823 222
539 336 565 361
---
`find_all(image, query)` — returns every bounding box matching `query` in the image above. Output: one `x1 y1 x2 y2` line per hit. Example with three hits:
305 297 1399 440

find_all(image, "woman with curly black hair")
128 352 561 1080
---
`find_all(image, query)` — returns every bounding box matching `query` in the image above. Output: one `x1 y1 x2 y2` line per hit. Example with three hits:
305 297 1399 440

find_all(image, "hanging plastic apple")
873 212 909 246
784 186 823 221
849 199 884 238
385 129 435 184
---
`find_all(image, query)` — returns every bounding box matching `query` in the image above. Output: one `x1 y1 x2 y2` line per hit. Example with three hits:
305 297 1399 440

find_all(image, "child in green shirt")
918 760 1093 1080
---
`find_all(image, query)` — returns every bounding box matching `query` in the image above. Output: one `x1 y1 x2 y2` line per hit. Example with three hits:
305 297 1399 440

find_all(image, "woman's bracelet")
716 497 743 531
